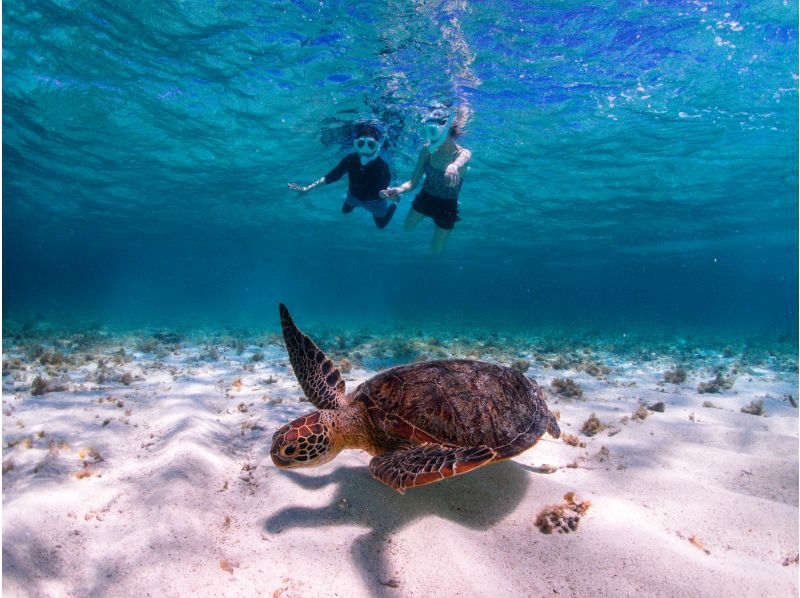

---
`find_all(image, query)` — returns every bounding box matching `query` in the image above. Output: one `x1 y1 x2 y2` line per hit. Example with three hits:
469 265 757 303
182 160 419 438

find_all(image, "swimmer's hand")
444 164 461 187
288 182 310 194
380 187 400 201
289 177 326 194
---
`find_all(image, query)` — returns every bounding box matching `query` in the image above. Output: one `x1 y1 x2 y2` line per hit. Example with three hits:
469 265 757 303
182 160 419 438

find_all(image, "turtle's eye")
282 444 297 457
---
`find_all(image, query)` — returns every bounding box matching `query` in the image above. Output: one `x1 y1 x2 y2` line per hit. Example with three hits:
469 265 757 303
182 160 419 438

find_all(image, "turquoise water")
3 1 798 339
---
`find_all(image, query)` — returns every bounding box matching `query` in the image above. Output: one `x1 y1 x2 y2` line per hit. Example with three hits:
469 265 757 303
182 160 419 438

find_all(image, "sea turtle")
271 304 561 493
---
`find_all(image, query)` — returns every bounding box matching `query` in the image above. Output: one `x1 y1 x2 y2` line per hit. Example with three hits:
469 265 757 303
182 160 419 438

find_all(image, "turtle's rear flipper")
279 303 345 410
369 445 496 494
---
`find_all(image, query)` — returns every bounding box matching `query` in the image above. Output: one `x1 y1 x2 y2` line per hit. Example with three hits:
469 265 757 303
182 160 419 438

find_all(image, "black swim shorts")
411 190 460 230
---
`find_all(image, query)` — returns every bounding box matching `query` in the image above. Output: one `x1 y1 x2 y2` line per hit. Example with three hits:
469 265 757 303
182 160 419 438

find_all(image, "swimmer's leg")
342 192 360 214
403 208 425 231
431 226 451 253
373 203 397 229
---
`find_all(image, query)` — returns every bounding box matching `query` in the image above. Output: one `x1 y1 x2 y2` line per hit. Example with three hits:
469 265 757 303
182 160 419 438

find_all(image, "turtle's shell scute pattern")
354 359 552 450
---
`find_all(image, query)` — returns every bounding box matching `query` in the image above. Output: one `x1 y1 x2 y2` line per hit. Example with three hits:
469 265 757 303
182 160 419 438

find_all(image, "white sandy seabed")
2 337 798 598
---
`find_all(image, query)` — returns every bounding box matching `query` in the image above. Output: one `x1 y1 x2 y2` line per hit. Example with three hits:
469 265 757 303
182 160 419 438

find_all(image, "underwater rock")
338 358 353 374
581 362 611 378
631 405 650 420
198 345 220 361
3 359 24 373
389 339 417 360
153 332 182 344
697 372 734 394
31 375 49 396
647 401 665 413
562 433 586 448
111 348 129 365
136 338 159 353
30 375 66 395
551 377 583 399
536 492 591 534
580 414 605 436
740 399 764 416
38 351 68 367
25 344 45 362
782 554 799 567
663 367 687 384
510 358 529 373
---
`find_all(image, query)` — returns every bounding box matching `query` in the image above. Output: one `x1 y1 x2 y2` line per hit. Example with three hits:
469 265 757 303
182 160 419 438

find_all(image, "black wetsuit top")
324 153 391 202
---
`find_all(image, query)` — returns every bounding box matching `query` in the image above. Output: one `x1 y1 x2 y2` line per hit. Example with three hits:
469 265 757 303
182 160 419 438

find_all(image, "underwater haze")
3 0 798 340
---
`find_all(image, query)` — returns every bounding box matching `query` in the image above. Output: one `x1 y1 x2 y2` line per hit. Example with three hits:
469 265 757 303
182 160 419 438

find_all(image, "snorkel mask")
422 109 451 154
353 123 385 165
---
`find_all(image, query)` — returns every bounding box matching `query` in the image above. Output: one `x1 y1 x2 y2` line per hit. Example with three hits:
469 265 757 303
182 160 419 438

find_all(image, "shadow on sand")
264 461 531 595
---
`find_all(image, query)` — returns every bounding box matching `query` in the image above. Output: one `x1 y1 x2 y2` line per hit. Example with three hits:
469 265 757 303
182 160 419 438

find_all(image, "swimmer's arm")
452 148 471 173
444 147 471 187
287 177 325 194
289 155 352 194
444 147 472 187
380 150 427 199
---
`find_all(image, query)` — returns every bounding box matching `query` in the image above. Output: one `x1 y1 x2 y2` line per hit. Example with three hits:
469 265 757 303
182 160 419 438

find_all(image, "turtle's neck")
322 405 382 456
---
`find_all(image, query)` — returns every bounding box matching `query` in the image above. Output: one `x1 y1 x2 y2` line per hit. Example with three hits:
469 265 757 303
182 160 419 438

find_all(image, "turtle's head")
271 411 341 469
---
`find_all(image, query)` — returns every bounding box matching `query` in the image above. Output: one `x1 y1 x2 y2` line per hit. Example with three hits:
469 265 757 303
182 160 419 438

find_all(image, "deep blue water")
3 0 798 340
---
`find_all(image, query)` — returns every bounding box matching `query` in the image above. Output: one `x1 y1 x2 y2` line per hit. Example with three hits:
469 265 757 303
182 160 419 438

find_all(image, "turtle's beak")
271 452 292 468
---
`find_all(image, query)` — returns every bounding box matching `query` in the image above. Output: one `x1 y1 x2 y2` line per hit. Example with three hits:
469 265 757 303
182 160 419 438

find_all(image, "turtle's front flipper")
279 303 345 410
545 414 560 439
369 445 496 494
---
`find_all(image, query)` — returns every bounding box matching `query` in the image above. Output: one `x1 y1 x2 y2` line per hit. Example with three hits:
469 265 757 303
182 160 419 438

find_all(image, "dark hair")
450 106 469 138
354 123 381 140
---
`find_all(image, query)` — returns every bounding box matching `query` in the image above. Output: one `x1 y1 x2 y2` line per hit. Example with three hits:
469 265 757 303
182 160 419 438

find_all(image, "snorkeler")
288 122 397 229
381 107 472 252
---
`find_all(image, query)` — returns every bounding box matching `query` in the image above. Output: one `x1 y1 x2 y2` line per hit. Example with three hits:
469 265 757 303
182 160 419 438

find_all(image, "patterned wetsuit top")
422 151 463 200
